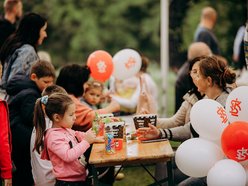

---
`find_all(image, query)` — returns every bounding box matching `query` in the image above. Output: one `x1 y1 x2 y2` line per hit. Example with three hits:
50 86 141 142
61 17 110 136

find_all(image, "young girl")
80 81 104 110
34 93 96 186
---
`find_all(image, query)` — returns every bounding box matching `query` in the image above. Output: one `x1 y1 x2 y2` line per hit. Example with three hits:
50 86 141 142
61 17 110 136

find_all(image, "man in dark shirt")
0 0 23 48
194 6 220 55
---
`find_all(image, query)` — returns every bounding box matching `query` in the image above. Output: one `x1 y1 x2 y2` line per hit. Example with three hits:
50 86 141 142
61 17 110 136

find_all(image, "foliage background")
0 1 246 185
1 0 246 69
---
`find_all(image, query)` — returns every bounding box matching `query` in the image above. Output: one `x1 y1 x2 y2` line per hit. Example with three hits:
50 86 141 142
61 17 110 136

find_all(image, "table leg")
142 164 165 186
91 165 99 186
167 160 174 186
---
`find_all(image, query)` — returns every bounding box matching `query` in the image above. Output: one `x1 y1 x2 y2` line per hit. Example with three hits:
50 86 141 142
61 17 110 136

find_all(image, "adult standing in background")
0 12 47 100
194 6 221 55
175 42 212 112
0 0 23 48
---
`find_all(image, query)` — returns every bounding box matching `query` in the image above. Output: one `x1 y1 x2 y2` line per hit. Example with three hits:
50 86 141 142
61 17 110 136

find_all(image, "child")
0 99 12 186
34 93 96 185
30 85 67 186
6 60 55 185
80 81 104 110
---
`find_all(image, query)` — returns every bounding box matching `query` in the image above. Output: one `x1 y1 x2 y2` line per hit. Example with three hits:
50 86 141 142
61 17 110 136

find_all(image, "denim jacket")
0 44 38 94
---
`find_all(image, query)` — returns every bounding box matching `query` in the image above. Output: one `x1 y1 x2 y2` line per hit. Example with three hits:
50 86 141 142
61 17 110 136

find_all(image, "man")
175 42 212 112
0 0 23 48
194 6 220 55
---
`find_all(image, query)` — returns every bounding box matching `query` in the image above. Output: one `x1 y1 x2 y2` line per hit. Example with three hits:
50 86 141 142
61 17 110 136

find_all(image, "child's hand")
108 99 120 112
75 131 83 142
85 129 96 144
94 136 105 143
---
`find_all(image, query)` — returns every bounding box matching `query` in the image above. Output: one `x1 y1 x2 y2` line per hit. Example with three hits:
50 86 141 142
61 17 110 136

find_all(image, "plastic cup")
105 133 115 154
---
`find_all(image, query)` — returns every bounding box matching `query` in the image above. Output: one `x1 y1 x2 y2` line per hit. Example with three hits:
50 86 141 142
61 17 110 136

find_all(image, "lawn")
114 63 177 186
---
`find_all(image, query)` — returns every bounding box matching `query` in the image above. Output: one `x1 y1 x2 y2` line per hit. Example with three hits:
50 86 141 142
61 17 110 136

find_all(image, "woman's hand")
136 124 160 140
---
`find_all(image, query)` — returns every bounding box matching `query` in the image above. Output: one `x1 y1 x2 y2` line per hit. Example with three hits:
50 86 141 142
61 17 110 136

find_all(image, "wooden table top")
89 116 175 167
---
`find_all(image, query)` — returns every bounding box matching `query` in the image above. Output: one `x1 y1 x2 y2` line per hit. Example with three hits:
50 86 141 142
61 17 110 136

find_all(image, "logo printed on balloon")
96 60 107 73
216 107 228 123
221 121 248 162
112 49 142 80
125 57 136 69
225 86 248 122
236 147 248 161
229 98 241 117
87 50 113 82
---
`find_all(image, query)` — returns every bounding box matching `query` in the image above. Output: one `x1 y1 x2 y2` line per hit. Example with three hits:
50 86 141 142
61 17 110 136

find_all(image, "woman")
156 57 204 131
0 12 47 98
138 55 236 141
138 55 236 186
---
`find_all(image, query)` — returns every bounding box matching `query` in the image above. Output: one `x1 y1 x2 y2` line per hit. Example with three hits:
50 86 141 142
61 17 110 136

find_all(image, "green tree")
20 0 160 67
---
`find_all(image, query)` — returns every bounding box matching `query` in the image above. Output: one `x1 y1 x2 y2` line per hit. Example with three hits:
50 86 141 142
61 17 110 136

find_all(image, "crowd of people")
0 1 247 186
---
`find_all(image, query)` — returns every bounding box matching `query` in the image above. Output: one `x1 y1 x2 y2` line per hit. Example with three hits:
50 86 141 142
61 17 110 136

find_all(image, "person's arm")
71 95 120 131
47 131 90 163
0 101 12 181
157 99 189 129
8 46 38 82
158 122 192 142
111 83 140 109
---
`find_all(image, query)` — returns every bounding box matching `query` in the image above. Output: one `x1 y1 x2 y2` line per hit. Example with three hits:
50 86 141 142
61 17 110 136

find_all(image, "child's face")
32 74 54 92
84 88 102 106
58 103 76 129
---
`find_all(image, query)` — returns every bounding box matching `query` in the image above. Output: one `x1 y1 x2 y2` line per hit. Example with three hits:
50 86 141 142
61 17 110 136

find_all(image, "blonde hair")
84 81 104 93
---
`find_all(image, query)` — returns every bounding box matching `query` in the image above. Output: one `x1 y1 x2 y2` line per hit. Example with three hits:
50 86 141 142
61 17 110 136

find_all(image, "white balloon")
226 86 248 123
207 159 246 186
190 99 229 141
112 49 142 80
243 164 248 186
175 138 224 177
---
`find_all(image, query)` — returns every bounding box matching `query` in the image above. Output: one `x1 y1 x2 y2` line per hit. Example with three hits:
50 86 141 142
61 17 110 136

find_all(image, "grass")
114 63 177 186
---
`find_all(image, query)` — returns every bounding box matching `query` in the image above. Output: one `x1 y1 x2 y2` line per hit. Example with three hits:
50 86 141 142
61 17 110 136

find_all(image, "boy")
6 60 55 186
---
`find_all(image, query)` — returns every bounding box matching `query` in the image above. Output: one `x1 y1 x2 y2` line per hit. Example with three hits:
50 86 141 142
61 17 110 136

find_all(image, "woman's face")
37 22 47 45
190 62 209 94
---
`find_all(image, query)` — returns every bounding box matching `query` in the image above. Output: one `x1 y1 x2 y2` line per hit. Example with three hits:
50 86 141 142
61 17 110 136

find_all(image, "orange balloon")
221 121 248 162
87 50 113 82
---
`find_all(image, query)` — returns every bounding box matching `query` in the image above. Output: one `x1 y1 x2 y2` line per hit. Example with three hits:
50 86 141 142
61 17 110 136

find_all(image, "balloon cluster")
87 49 141 82
175 86 248 186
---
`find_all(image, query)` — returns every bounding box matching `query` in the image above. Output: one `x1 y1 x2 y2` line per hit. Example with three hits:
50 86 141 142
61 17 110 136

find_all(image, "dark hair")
56 64 91 97
41 85 67 96
0 12 47 65
140 55 149 73
30 60 56 79
188 56 205 99
198 56 236 89
33 93 74 153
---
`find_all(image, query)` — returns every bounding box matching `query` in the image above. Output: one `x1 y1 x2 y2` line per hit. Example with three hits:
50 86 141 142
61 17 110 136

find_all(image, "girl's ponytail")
33 97 46 153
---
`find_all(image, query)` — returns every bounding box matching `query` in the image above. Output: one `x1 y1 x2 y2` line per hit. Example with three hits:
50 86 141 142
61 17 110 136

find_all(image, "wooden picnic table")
89 116 175 186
